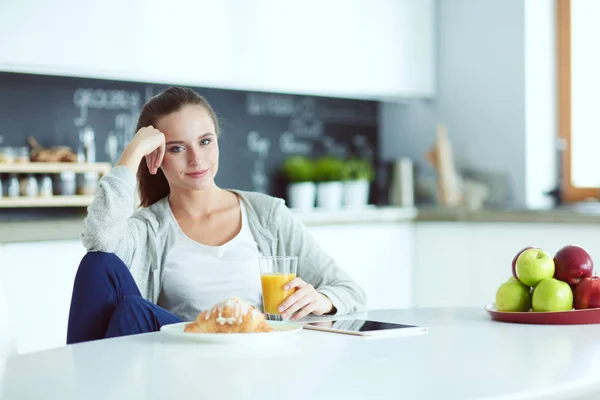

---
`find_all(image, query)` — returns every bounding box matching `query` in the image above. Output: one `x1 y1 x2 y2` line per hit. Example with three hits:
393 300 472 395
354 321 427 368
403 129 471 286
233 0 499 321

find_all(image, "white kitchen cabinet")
0 246 18 358
414 222 600 310
0 240 86 354
470 223 600 308
234 0 436 99
0 0 435 100
308 222 414 310
413 222 475 308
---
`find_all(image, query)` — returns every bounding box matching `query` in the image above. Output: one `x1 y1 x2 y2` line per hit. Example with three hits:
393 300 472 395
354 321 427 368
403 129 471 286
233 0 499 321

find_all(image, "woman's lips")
185 169 209 178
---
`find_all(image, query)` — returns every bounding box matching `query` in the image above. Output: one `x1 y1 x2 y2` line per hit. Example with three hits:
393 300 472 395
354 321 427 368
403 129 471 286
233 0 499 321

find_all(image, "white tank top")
161 199 263 322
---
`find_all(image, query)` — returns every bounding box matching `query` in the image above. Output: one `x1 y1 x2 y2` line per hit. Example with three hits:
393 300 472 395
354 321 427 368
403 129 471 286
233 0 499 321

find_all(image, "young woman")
66 87 366 344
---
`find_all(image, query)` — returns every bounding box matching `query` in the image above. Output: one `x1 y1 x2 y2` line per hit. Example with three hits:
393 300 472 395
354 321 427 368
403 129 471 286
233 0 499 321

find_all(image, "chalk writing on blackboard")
246 93 295 117
279 132 312 155
247 131 271 193
352 135 375 160
246 93 323 138
145 85 155 103
73 87 142 161
322 136 349 159
73 88 141 127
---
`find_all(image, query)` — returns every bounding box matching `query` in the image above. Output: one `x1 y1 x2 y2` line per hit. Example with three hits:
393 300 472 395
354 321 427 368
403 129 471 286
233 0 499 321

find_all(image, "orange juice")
260 273 296 314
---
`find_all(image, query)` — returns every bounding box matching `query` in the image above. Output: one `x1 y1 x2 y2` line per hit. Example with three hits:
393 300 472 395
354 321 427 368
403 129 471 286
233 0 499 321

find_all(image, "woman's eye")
200 139 211 146
169 146 184 153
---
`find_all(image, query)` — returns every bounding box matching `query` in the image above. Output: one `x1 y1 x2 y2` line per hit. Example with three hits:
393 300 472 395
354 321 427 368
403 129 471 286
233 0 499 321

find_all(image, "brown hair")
135 86 220 207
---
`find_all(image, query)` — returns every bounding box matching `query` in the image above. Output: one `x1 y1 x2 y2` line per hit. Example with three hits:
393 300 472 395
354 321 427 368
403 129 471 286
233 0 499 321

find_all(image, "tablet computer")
302 319 428 337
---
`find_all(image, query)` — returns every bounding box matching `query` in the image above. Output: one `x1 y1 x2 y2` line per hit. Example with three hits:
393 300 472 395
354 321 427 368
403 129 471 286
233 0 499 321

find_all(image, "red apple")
512 246 536 279
553 245 593 287
574 276 600 309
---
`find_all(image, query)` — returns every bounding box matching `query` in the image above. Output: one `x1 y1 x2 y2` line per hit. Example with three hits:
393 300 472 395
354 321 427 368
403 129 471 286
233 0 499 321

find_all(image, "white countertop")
293 205 417 226
0 206 417 243
2 307 600 400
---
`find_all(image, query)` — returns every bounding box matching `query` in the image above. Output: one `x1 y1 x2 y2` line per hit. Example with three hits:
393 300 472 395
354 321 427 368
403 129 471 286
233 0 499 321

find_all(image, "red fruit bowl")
485 303 600 325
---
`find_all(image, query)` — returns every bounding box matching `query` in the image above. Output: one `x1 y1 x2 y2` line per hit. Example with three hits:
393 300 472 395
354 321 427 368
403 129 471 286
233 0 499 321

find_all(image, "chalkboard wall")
0 71 378 199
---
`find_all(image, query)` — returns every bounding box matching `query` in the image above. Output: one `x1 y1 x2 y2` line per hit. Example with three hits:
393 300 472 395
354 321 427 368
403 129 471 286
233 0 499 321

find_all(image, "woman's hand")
278 277 334 321
118 126 166 174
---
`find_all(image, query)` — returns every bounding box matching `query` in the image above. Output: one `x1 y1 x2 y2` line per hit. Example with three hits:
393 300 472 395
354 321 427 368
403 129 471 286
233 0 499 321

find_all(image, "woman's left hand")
278 277 333 321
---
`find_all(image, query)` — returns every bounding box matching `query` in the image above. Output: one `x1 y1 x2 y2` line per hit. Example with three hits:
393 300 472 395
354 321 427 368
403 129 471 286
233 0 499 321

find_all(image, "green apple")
515 248 555 287
532 278 573 312
496 280 532 312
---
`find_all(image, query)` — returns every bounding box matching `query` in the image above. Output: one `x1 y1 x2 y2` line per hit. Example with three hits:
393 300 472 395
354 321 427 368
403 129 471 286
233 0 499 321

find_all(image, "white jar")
19 175 38 197
7 175 19 198
39 175 53 197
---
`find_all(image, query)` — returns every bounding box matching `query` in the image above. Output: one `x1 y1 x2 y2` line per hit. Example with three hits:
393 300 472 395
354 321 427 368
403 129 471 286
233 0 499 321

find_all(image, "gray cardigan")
81 166 366 316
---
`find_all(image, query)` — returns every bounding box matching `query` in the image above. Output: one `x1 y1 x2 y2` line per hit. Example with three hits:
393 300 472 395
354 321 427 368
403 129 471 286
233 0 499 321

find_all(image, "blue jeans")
66 252 182 344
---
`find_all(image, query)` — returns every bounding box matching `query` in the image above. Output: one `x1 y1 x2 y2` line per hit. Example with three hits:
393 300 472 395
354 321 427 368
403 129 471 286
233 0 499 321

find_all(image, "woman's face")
156 104 219 191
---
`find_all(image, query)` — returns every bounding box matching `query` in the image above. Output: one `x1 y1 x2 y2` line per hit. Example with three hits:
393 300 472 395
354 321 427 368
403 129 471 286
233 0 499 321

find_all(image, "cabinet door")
470 223 600 308
0 245 18 358
0 0 236 88
0 0 435 100
0 241 86 354
413 222 475 308
235 0 435 99
308 222 414 310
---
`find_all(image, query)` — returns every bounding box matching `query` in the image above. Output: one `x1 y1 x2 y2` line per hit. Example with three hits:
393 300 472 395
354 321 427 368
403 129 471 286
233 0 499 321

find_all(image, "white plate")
159 320 303 343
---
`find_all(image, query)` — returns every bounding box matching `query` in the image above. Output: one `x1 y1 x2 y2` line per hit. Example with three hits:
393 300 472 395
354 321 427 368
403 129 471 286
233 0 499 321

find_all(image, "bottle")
389 158 415 208
7 175 19 198
15 147 29 163
79 126 96 163
56 171 76 195
39 175 53 197
20 175 38 197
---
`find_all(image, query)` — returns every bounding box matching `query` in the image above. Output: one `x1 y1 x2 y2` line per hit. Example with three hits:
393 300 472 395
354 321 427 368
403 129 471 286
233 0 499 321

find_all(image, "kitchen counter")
292 206 417 226
7 203 600 244
0 217 85 243
0 206 418 243
417 205 600 224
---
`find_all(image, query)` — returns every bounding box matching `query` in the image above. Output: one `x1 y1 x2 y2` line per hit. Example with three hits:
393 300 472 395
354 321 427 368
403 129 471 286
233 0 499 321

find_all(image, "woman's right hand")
118 126 166 175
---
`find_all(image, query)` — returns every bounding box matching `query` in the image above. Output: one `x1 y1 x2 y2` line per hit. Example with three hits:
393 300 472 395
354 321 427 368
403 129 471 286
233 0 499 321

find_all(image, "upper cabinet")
231 0 436 100
0 0 435 101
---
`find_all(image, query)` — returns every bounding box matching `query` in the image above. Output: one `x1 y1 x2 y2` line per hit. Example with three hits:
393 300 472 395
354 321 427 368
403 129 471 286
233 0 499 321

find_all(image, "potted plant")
281 156 316 211
313 156 345 210
342 158 375 208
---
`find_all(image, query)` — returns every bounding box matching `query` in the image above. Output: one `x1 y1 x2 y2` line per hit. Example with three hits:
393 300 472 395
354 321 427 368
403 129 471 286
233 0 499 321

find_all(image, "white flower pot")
286 182 316 211
316 181 344 210
343 180 370 208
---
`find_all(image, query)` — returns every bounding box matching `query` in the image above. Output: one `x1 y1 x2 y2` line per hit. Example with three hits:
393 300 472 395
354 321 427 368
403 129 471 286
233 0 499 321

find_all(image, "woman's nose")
188 147 201 166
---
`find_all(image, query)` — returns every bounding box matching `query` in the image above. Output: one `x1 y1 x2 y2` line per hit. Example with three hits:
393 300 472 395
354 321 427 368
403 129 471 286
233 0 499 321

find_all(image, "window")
558 0 600 201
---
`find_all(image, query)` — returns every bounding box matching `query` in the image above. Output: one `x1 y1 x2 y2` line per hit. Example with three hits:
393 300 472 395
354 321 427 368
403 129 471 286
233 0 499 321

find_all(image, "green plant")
313 156 346 182
342 158 375 181
281 156 315 183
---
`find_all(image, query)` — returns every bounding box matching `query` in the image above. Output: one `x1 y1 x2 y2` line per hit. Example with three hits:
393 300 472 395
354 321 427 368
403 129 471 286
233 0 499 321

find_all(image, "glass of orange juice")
258 256 298 320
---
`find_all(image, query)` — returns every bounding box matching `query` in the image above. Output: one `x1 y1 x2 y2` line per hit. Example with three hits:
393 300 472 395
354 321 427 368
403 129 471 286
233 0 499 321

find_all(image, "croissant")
184 297 274 334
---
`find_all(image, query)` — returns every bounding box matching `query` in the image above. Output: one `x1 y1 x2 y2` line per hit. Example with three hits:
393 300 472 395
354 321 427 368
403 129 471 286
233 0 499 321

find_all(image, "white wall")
381 0 558 209
525 0 557 208
436 0 526 205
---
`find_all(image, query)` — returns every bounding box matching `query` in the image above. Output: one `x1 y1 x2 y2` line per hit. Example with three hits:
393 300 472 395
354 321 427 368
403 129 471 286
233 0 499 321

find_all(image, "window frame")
557 0 599 201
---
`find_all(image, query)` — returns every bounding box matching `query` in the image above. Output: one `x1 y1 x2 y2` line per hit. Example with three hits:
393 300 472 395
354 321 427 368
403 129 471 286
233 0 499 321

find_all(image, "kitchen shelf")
0 162 112 208
0 162 111 175
0 195 95 208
